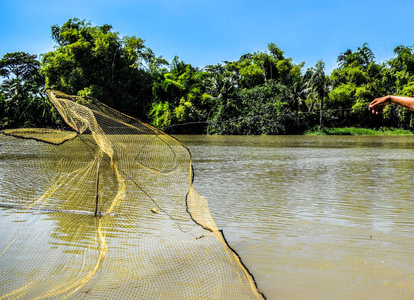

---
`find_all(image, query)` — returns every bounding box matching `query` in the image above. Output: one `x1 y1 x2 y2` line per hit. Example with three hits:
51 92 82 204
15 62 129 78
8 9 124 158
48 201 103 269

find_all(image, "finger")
370 106 382 114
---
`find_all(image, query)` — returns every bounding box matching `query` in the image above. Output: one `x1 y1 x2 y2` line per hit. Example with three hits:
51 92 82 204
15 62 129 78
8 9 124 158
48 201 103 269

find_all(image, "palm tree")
337 44 375 69
205 64 237 107
306 60 330 129
204 64 238 133
291 75 308 112
358 43 375 67
337 49 353 68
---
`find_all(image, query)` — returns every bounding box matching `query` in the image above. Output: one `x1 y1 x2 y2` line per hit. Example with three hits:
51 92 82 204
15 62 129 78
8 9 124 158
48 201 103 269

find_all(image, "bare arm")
369 95 414 114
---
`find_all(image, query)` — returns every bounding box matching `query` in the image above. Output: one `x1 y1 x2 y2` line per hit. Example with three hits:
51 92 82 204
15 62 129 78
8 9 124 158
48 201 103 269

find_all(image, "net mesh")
0 90 264 299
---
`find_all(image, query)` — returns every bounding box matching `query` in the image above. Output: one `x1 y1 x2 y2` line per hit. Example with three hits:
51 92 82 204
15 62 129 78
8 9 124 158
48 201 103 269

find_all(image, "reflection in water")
177 135 414 300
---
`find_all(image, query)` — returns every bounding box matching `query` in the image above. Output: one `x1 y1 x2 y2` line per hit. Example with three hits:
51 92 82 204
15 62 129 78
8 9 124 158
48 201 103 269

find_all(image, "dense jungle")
2 18 414 134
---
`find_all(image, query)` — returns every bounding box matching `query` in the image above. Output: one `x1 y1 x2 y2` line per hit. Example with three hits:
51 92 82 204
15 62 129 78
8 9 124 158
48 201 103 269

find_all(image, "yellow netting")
0 90 264 299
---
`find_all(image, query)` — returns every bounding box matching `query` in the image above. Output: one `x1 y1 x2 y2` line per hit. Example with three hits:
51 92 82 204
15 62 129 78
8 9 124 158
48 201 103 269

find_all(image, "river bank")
305 127 414 136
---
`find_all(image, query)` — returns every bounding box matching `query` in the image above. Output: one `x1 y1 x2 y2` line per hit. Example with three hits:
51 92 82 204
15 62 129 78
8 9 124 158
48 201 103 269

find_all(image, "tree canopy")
41 18 167 119
2 18 414 133
0 52 57 128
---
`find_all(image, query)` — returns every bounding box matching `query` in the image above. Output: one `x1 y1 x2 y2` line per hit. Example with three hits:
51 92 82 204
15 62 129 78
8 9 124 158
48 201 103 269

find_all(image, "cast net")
0 90 264 299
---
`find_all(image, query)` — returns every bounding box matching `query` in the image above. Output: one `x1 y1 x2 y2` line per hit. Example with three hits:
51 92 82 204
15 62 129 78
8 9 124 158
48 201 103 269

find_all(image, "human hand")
368 96 391 115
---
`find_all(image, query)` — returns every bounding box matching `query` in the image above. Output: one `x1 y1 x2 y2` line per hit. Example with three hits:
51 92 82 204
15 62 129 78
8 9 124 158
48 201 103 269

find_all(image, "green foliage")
206 83 308 135
328 44 396 128
4 19 414 134
401 82 414 97
149 57 210 133
329 83 355 106
147 41 414 134
337 43 375 69
0 52 59 128
306 127 413 136
150 101 171 128
42 18 165 120
238 62 265 88
389 45 414 74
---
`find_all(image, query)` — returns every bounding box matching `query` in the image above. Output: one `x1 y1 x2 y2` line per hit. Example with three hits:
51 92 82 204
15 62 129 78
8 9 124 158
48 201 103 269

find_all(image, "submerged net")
0 90 264 299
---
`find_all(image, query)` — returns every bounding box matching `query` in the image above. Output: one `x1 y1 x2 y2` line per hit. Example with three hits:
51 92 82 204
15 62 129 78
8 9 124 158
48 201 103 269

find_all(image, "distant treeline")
2 18 414 134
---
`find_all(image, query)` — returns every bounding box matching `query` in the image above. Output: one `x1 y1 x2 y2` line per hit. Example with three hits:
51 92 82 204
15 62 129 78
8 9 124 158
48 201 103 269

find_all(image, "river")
1 134 414 299
176 135 414 300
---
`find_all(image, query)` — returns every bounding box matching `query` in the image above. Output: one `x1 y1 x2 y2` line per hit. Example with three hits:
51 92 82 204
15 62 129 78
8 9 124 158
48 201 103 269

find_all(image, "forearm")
389 95 414 111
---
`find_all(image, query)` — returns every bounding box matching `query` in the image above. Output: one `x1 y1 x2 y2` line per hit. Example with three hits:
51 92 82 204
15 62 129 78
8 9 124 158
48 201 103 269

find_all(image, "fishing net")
0 90 264 299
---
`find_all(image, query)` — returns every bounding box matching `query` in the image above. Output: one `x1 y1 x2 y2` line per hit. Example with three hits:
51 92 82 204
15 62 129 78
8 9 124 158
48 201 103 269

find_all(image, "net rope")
0 90 264 299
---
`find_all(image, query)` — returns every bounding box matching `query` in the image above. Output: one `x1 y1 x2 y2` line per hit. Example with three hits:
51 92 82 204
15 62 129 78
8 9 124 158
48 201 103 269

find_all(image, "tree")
149 57 210 132
0 52 41 81
337 49 353 68
42 18 164 120
236 83 302 134
306 60 329 129
389 45 414 74
0 52 56 128
337 43 374 69
203 63 239 133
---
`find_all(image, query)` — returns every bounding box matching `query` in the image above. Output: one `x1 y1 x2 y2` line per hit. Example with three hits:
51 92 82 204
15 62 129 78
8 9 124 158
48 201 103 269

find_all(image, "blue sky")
1 0 414 73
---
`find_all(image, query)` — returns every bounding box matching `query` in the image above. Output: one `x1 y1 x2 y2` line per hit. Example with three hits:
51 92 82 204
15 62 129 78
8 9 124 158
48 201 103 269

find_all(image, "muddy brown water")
1 134 413 299
177 135 414 300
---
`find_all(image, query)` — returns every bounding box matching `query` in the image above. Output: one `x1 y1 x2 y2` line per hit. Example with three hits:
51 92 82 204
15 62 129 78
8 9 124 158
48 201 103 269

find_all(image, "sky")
1 0 414 73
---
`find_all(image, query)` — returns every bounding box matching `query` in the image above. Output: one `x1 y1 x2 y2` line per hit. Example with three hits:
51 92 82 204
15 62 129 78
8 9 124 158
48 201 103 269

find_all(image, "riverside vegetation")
2 18 414 135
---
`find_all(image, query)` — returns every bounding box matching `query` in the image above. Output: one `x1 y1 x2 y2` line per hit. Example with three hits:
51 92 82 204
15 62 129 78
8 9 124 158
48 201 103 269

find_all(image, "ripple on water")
178 135 414 299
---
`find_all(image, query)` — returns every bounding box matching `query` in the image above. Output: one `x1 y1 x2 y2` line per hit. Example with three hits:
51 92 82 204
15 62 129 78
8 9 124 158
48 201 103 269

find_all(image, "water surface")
177 135 414 300
2 134 413 299
1 134 260 299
